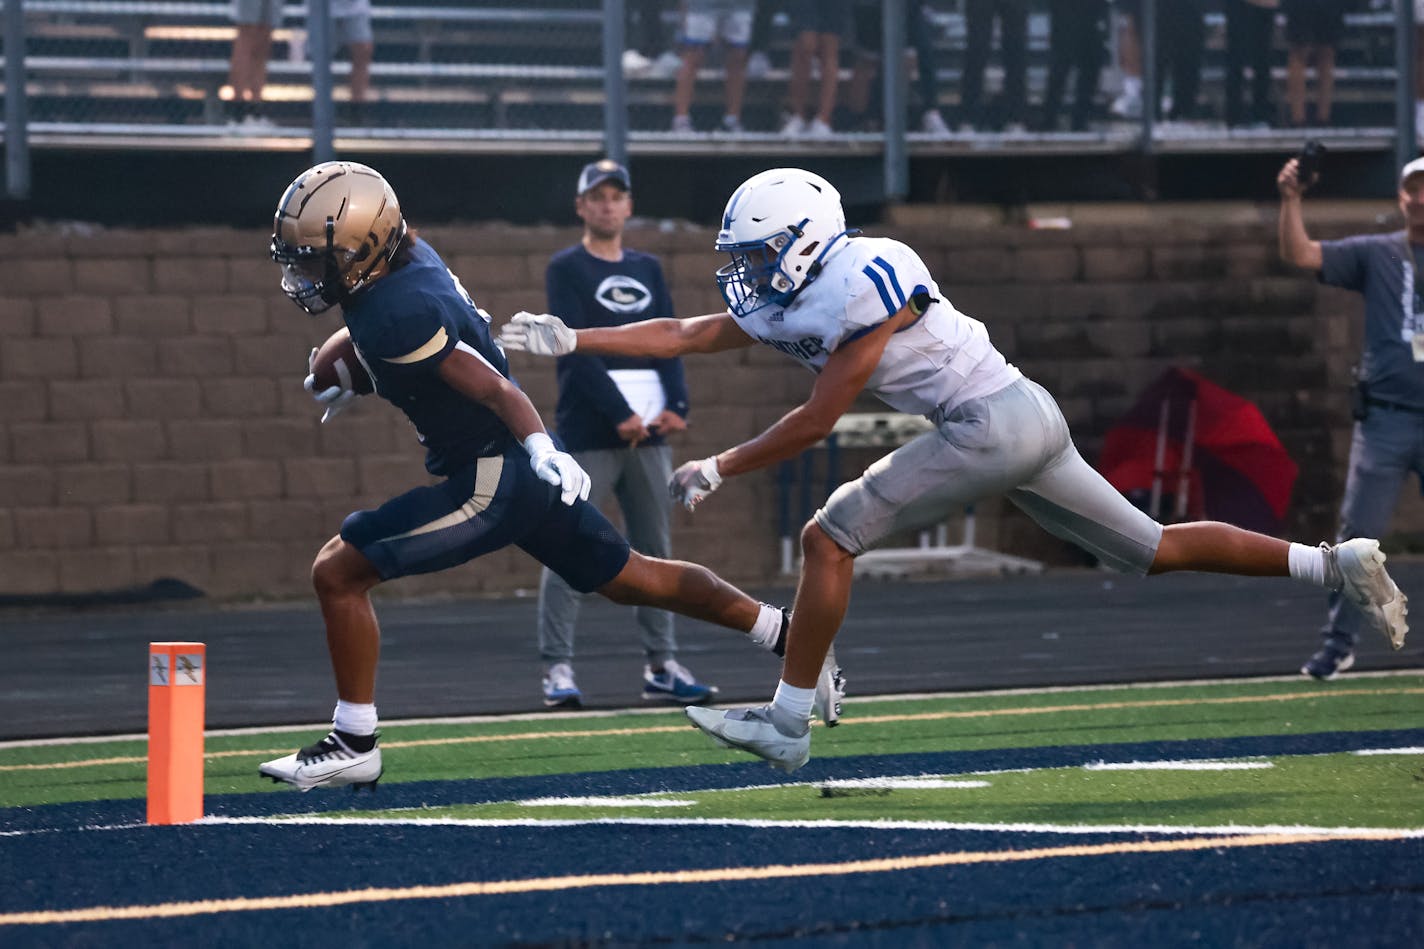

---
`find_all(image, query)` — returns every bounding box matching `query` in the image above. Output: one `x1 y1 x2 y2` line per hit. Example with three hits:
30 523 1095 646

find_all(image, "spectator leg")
999 0 1029 126
960 0 993 125
673 44 706 121
348 41 373 104
724 45 749 122
814 31 841 126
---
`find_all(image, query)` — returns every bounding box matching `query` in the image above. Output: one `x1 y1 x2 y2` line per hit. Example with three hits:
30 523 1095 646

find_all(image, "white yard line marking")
195 815 1424 837
518 797 696 808
1350 747 1424 756
818 777 991 790
1082 760 1274 771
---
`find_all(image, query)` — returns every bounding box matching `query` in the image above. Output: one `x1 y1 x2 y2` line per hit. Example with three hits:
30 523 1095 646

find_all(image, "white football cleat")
815 646 845 727
259 731 382 792
686 704 810 773
1331 539 1409 650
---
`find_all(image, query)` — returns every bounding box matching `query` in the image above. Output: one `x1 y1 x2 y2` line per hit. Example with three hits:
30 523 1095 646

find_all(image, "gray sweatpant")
815 377 1164 574
537 443 677 666
1326 407 1424 645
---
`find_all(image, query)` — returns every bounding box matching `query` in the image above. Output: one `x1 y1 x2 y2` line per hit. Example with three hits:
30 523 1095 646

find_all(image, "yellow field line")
5 687 1421 774
0 831 1405 927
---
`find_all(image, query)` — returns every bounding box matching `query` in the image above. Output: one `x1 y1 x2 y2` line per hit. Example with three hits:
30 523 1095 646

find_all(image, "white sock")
1123 75 1142 99
748 603 783 651
1288 542 1330 588
333 700 378 737
771 680 815 723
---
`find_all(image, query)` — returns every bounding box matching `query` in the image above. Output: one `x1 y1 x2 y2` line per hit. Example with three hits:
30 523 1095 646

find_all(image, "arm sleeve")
546 258 633 423
1318 236 1371 292
647 262 689 417
365 299 459 375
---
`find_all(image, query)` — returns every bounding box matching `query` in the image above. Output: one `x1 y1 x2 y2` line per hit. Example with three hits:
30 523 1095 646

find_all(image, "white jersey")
731 235 1020 416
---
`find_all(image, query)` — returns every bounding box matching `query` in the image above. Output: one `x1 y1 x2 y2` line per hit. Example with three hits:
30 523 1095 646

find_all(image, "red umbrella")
1098 368 1298 534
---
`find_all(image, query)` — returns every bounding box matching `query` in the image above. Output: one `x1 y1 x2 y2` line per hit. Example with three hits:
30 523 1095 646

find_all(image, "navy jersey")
342 238 515 475
546 245 689 452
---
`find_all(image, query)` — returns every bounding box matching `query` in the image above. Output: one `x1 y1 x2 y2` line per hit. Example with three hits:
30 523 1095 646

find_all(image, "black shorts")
1282 0 1345 47
341 448 630 593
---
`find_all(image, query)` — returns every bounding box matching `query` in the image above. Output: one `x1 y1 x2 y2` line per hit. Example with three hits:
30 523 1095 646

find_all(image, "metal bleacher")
0 1 1409 156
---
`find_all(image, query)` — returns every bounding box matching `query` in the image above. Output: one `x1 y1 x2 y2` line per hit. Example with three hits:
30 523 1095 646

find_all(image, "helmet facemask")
715 228 805 318
271 219 344 315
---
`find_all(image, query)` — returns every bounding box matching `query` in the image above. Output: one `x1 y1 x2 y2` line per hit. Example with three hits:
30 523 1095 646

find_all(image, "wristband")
524 432 556 457
700 455 723 488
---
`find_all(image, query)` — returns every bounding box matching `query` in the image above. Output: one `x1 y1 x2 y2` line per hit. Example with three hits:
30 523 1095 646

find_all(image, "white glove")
498 312 578 357
524 432 591 505
304 347 359 424
670 456 723 512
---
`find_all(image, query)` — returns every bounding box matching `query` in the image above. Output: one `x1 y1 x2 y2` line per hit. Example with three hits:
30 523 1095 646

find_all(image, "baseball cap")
577 158 631 196
1401 156 1424 187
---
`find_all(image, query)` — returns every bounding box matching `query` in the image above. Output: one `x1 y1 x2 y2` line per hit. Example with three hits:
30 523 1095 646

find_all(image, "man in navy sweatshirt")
535 159 716 709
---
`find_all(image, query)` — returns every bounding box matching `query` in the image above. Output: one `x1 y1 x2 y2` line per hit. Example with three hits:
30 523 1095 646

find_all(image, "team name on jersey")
759 334 826 362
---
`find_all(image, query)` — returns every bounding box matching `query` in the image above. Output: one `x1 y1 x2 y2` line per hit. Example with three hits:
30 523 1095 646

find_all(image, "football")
309 326 373 394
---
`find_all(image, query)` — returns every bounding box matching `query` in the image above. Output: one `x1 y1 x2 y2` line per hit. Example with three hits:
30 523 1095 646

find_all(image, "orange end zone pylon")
147 642 206 825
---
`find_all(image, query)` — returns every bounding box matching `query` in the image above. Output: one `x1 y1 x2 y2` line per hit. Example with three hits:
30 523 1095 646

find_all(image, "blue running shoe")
542 662 582 708
642 659 717 704
1301 640 1355 681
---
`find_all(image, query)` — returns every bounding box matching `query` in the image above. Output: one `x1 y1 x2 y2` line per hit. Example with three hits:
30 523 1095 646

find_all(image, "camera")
1297 140 1326 189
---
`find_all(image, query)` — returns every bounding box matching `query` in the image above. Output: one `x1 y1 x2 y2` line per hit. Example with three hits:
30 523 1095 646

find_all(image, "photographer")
1278 152 1424 679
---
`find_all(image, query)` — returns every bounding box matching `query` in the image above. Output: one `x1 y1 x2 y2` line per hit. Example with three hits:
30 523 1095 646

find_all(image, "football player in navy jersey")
257 161 803 792
502 167 1410 774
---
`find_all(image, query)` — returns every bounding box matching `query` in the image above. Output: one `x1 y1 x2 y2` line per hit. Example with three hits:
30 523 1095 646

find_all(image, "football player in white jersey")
500 168 1410 774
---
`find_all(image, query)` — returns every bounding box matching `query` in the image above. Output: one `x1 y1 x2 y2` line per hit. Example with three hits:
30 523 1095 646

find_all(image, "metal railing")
2 0 1419 203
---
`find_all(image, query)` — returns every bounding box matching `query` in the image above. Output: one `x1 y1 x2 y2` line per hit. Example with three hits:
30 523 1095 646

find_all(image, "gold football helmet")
270 161 407 314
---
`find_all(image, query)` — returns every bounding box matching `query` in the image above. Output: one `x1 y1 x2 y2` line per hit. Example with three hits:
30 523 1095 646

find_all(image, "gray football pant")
1326 408 1424 646
815 377 1164 575
537 444 676 667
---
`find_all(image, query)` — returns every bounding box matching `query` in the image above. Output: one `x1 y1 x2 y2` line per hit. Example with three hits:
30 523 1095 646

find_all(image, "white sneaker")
686 704 810 773
671 114 694 133
780 114 807 138
1109 92 1141 120
542 661 582 708
718 114 744 134
259 731 382 792
806 118 834 138
746 50 772 79
621 49 652 76
650 50 683 79
816 646 846 727
1330 539 1409 649
921 108 950 136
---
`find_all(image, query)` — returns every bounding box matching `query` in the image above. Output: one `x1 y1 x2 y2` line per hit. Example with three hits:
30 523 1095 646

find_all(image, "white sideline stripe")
1082 760 1274 771
7 814 1420 841
4 667 1421 749
819 778 991 789
518 797 696 808
1351 746 1424 755
196 815 1424 838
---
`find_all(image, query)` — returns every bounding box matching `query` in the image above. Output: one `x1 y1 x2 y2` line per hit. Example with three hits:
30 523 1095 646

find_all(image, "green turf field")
4 673 1421 833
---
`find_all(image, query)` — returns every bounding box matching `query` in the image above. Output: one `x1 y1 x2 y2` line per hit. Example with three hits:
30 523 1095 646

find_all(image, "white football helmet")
714 168 853 318
270 161 407 315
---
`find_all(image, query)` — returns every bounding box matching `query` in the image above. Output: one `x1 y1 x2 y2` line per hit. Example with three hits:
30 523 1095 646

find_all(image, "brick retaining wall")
1 202 1414 601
